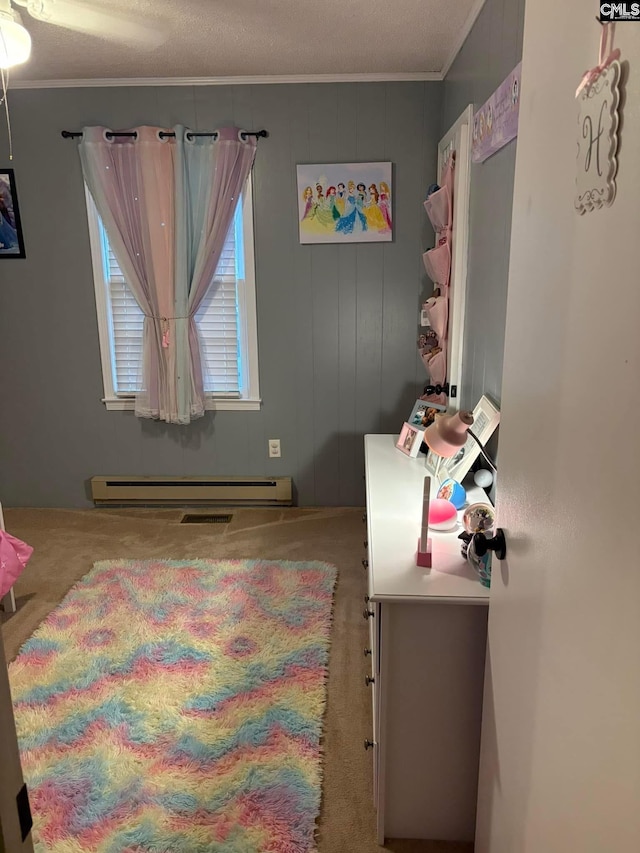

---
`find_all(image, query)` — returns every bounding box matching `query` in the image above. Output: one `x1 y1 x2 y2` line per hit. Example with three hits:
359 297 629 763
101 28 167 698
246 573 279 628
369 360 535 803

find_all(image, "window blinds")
103 209 242 397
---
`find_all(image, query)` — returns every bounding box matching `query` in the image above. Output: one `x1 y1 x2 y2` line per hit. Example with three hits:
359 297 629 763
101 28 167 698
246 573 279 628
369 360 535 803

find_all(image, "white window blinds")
102 202 243 397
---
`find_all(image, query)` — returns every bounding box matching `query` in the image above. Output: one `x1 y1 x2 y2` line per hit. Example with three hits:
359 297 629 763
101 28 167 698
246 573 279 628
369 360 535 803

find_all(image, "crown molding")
10 71 443 90
10 2 487 90
440 0 488 79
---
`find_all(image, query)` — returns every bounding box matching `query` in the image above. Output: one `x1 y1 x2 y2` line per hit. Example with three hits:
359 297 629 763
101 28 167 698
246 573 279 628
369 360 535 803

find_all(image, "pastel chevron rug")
9 558 337 853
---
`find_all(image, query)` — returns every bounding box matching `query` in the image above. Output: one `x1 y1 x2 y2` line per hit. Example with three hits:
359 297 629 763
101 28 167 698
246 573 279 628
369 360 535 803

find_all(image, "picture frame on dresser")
395 422 425 457
426 395 500 483
408 398 446 429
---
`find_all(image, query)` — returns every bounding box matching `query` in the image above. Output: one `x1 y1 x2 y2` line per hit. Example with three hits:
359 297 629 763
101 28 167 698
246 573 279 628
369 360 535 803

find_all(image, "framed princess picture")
296 162 393 244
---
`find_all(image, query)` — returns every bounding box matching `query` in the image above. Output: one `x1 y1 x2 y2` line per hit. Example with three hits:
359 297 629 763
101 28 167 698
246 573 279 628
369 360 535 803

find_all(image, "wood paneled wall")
0 82 442 506
442 0 526 410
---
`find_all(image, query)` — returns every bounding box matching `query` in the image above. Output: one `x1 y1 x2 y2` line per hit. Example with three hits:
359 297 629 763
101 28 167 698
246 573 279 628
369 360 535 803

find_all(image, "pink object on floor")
0 530 33 597
428 499 458 531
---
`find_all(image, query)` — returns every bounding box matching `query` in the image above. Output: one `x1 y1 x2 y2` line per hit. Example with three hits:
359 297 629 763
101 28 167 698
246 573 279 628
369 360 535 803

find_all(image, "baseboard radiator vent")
90 476 293 507
181 513 233 524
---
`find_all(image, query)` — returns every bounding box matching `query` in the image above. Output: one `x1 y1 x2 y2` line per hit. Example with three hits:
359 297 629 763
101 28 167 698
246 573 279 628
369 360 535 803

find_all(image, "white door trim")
0 506 33 852
437 104 473 408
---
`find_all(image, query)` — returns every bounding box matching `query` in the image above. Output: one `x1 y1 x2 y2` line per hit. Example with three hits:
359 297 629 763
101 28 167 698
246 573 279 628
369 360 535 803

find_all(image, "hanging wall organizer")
419 152 455 407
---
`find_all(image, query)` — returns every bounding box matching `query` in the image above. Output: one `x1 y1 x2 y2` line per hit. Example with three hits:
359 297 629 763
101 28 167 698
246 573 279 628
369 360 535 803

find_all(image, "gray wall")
0 82 442 507
442 0 525 410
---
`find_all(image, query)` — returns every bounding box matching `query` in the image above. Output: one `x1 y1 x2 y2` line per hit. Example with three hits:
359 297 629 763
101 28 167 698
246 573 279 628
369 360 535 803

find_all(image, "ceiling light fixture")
0 8 31 69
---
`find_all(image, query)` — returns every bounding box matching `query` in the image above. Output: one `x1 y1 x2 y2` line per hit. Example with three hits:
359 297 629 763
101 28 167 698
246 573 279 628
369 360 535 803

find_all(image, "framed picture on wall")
0 169 25 258
438 395 500 483
296 162 393 244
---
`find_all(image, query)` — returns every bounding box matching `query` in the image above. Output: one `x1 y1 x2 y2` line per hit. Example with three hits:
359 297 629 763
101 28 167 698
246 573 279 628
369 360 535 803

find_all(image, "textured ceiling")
10 0 478 83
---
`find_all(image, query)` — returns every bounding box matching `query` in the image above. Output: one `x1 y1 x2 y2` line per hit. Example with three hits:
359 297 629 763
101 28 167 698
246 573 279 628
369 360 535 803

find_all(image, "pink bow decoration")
0 530 33 598
576 23 620 98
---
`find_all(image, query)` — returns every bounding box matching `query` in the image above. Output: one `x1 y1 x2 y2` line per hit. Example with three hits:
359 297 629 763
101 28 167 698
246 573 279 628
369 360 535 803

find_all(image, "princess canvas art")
297 162 393 243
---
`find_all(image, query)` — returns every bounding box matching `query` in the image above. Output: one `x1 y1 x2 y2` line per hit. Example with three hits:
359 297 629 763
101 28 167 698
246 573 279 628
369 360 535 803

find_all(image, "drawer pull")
363 540 368 549
364 739 374 751
364 594 370 603
364 647 372 657
365 675 375 686
362 559 369 569
362 512 367 524
363 608 374 620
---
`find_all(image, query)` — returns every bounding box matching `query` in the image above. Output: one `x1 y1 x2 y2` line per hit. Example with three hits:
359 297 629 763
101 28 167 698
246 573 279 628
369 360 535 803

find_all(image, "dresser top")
365 434 491 604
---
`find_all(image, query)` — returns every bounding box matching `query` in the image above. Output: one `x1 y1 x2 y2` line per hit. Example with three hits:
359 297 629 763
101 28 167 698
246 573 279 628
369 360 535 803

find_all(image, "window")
86 181 260 411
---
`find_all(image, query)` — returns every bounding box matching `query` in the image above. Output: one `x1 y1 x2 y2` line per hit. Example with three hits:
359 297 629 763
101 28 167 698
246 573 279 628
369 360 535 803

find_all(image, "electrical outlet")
268 439 281 458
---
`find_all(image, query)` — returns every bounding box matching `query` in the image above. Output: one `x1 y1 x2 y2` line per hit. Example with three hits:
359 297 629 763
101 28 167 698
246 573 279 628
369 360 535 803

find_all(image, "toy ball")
462 502 495 534
428 498 458 531
473 468 494 489
437 478 466 510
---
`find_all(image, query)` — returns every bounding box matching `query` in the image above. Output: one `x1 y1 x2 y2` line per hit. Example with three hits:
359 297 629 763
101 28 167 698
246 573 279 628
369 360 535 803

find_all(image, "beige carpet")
1 506 472 853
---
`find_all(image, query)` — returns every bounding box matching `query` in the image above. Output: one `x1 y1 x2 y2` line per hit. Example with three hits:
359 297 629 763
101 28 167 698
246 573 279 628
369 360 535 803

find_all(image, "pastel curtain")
174 127 257 420
80 125 256 424
80 126 176 420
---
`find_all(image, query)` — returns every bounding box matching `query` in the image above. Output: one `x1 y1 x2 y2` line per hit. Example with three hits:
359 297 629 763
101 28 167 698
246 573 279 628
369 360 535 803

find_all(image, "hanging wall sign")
575 25 621 214
472 62 522 164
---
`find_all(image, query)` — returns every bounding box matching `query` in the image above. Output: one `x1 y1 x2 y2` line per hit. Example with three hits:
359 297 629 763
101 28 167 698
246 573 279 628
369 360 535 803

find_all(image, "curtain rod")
61 129 268 141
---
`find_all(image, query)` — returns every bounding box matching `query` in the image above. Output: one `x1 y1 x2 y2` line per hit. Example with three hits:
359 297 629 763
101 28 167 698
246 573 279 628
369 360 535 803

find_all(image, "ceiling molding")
10 71 443 90
10 0 487 91
440 0 488 79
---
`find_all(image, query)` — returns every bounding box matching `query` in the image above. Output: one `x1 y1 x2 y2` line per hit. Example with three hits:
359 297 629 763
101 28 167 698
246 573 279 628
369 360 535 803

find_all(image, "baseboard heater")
90 476 293 507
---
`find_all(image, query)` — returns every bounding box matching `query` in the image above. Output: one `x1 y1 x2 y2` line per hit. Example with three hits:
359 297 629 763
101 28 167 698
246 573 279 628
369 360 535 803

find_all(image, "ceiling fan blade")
20 0 166 49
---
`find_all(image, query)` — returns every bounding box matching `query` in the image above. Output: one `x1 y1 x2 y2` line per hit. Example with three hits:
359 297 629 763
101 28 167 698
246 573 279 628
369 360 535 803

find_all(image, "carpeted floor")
1 506 473 853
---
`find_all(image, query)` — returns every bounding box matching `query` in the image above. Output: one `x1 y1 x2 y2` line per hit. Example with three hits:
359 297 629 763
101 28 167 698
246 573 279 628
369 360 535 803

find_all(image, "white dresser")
363 434 489 844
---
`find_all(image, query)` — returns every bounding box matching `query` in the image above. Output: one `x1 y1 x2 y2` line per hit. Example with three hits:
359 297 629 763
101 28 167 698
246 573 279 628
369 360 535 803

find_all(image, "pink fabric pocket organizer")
423 184 451 236
0 530 33 598
424 295 449 343
422 241 451 287
421 392 447 407
422 348 447 386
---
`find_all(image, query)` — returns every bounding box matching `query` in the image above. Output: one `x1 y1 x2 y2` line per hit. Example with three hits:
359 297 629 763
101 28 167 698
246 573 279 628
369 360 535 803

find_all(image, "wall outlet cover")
268 439 281 458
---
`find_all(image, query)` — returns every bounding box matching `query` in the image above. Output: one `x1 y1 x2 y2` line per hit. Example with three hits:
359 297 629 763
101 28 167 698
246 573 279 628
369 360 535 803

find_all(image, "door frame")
437 104 473 407
0 504 33 853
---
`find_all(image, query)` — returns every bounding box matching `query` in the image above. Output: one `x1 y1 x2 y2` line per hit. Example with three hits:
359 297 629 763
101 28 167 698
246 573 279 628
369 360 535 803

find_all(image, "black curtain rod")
61 129 268 141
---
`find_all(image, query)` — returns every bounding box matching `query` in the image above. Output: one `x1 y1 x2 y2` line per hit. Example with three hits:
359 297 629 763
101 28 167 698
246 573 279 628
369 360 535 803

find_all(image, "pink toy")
0 530 33 597
428 498 458 531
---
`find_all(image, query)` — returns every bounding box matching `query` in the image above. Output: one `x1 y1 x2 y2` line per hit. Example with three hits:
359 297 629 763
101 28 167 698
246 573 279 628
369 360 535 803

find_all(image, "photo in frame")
425 396 500 482
408 399 447 430
396 422 426 458
297 162 392 244
0 169 26 258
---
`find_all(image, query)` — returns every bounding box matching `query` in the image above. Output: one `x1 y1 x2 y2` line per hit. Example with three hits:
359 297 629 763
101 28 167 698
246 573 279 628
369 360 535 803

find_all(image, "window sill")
102 397 262 412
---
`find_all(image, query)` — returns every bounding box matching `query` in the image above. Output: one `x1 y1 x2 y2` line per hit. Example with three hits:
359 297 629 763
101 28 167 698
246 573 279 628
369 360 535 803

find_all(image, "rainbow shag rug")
9 559 337 853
